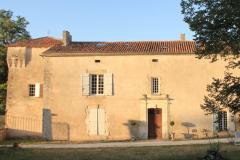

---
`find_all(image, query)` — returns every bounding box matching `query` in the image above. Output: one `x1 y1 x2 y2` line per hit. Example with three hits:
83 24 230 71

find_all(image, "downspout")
143 94 148 139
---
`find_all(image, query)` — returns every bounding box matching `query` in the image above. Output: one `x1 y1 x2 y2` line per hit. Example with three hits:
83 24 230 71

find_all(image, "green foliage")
0 10 30 46
0 9 30 115
170 121 175 126
201 143 226 160
0 83 7 114
201 72 240 115
181 0 240 116
181 0 240 60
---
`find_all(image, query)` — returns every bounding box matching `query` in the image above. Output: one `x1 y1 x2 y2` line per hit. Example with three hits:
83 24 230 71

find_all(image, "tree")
181 0 240 130
0 10 30 114
181 0 240 60
201 72 240 115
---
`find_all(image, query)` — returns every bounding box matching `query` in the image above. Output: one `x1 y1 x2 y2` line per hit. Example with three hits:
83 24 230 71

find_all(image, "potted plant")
170 121 175 140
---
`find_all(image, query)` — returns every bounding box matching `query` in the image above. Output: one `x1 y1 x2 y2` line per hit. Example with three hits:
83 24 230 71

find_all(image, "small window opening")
95 59 101 63
96 43 106 47
152 59 158 62
160 46 168 49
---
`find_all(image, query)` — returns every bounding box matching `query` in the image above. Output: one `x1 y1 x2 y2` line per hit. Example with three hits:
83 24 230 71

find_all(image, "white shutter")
212 113 218 132
104 73 113 96
88 108 98 135
98 108 106 135
158 77 161 94
227 111 232 131
82 74 90 96
34 83 40 97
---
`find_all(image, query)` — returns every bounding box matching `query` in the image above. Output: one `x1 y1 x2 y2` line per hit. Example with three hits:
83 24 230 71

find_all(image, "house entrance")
148 108 162 139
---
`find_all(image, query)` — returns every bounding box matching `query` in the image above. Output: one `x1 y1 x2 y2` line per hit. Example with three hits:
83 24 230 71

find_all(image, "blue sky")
2 0 194 41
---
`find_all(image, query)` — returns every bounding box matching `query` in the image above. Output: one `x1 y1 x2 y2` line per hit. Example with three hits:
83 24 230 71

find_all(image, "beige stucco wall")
42 54 234 141
6 47 46 138
6 46 239 141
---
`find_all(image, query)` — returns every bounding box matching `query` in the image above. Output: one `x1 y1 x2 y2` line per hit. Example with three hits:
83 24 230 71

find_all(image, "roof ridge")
7 36 63 48
43 40 196 55
30 36 61 41
72 40 195 43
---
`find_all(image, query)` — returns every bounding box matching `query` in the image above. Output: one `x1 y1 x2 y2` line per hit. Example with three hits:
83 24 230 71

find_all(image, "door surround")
139 96 170 139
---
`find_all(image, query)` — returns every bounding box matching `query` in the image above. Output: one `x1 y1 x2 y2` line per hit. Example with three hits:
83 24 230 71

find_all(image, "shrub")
201 143 226 160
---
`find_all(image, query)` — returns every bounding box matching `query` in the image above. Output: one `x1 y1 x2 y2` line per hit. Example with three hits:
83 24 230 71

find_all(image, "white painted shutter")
88 108 98 135
158 77 161 94
82 74 90 96
212 113 218 132
34 83 41 97
98 108 106 135
227 111 232 131
104 73 113 96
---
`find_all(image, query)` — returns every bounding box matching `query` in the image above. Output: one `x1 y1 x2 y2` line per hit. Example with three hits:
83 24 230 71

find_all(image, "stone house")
5 31 238 141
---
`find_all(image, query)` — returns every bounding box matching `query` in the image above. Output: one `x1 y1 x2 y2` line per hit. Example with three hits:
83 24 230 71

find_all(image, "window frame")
151 77 160 95
28 84 36 97
218 111 228 131
90 74 104 96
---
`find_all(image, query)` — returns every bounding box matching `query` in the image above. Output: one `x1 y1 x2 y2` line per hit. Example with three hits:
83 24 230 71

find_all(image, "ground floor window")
218 111 227 131
88 107 106 135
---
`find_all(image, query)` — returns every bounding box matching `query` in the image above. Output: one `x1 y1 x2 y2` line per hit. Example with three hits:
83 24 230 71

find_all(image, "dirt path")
0 138 236 149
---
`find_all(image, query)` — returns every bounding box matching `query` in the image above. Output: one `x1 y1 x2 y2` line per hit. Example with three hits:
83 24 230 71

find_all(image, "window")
98 75 104 94
88 107 106 135
90 74 104 95
29 84 35 96
82 73 113 96
28 83 41 97
218 111 227 131
95 59 101 63
151 77 159 94
152 59 158 62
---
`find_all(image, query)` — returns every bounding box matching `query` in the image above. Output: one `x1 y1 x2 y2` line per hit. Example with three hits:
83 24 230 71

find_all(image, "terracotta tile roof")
43 41 195 56
7 37 63 48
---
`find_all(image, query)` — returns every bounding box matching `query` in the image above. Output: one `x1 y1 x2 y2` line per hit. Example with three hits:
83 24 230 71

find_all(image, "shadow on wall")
5 114 42 139
0 115 5 129
6 129 42 139
181 122 196 139
124 120 146 140
42 109 70 141
25 48 32 66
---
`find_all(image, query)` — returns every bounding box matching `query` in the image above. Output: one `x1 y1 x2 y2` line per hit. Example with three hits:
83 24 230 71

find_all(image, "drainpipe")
143 94 148 139
166 94 171 139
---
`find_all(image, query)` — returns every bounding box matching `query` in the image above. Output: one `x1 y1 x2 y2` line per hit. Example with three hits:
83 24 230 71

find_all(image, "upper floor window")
29 84 36 96
28 83 41 97
90 74 104 95
82 73 113 96
151 77 160 94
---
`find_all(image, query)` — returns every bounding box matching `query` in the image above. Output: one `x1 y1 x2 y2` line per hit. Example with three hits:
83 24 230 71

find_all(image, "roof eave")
41 52 195 57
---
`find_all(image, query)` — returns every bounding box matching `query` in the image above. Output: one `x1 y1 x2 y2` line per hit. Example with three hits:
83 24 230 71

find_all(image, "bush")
201 143 226 160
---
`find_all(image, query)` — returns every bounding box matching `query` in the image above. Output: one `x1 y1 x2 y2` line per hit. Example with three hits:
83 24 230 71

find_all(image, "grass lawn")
0 144 240 160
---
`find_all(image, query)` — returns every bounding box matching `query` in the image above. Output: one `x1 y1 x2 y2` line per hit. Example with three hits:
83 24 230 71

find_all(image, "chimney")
180 33 186 41
63 30 72 46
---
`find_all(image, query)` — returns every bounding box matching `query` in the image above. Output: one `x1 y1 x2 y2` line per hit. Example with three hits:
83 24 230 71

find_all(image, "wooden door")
148 108 162 139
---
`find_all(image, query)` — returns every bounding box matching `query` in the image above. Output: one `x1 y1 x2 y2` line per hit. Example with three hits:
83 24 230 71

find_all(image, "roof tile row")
7 37 196 56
